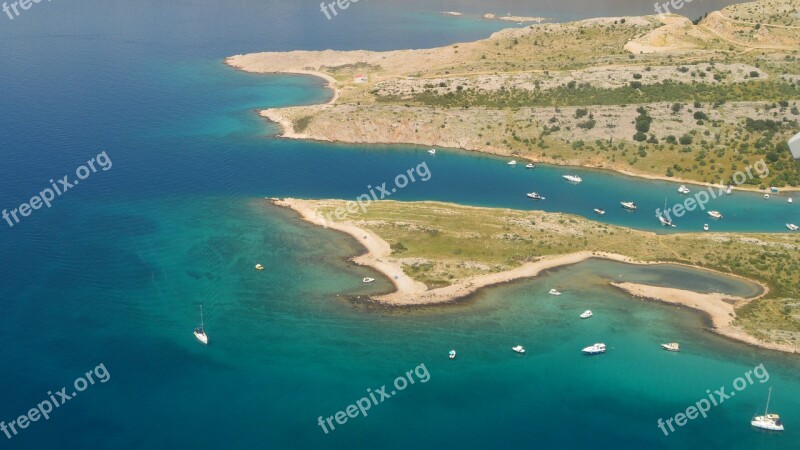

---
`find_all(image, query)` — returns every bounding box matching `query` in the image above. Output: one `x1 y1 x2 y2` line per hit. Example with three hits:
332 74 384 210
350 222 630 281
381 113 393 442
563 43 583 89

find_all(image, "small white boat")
751 387 784 431
363 277 375 283
703 223 709 231
548 288 561 296
449 350 456 360
661 342 680 352
593 208 606 215
764 194 770 200
582 343 606 355
726 185 733 195
428 148 436 155
508 160 517 166
525 163 536 169
194 305 209 345
563 174 583 183
678 185 690 195
527 192 545 200
512 345 526 354
657 198 675 227
789 198 793 203
580 310 593 319
620 201 637 211
255 263 264 271
657 215 674 227
708 211 723 219
787 223 799 231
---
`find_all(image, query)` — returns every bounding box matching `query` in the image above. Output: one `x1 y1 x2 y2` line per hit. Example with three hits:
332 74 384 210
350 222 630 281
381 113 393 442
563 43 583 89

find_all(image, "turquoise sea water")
1 1 798 449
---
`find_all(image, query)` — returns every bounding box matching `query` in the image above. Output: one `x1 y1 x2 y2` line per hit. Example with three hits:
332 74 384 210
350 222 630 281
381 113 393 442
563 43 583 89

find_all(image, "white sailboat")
508 160 517 166
751 387 784 431
194 305 209 345
580 310 593 319
620 201 637 211
657 198 675 227
512 345 526 354
563 174 583 183
428 148 436 155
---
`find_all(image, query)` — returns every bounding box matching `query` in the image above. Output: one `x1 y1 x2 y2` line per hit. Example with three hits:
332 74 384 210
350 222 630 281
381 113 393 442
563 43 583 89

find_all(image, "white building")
353 74 368 84
790 131 800 160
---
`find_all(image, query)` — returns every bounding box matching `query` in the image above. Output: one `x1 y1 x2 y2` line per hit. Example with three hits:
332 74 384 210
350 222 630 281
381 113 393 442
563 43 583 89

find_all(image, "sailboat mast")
765 387 772 416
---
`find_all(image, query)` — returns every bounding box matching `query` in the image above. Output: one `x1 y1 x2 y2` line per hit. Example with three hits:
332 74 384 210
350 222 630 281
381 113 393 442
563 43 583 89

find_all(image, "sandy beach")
270 197 793 353
611 282 796 353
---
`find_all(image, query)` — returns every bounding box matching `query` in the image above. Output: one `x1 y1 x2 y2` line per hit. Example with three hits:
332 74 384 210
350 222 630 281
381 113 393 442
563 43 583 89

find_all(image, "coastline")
269 197 792 354
244 82 798 193
610 282 796 354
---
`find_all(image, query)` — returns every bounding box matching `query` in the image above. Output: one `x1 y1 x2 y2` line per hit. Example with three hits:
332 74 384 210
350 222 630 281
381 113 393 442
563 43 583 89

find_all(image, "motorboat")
194 305 209 345
428 148 436 155
508 160 517 166
789 198 793 203
449 350 456 360
678 185 690 195
726 185 733 195
527 192 546 200
661 342 680 352
255 263 264 271
593 208 606 215
512 345 526 354
563 174 583 183
703 224 709 231
751 387 784 431
580 310 593 319
620 201 637 211
525 163 536 169
787 223 799 231
708 211 723 219
764 194 770 200
548 288 561 296
582 343 606 355
363 277 375 283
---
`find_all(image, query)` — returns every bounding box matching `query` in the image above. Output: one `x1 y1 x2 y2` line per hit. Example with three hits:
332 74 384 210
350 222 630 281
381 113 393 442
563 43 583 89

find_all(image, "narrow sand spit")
611 282 794 354
270 197 791 353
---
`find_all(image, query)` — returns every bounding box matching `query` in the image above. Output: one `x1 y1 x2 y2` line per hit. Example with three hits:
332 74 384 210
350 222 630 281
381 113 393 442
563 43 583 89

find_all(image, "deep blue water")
1 1 798 449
